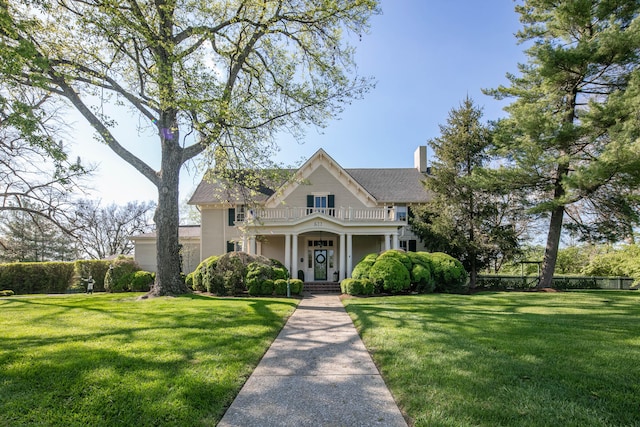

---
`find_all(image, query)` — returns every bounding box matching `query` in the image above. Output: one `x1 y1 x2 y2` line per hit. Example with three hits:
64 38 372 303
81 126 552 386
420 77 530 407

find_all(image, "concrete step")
303 282 341 294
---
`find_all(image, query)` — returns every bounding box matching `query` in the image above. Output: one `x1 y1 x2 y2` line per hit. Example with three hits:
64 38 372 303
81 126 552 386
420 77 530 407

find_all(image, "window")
307 194 335 215
399 240 417 252
227 241 240 253
236 205 245 222
396 206 408 222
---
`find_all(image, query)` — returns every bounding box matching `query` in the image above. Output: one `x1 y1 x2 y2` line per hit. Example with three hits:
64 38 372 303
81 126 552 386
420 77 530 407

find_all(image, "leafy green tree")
411 97 522 288
486 0 640 288
582 244 640 281
0 0 379 295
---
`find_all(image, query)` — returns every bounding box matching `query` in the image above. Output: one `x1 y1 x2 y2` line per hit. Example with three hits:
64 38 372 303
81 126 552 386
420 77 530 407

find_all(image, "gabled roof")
188 149 431 206
264 148 377 208
345 168 430 203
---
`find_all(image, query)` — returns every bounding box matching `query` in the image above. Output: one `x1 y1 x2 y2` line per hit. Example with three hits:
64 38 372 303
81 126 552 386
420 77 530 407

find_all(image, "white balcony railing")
240 206 405 224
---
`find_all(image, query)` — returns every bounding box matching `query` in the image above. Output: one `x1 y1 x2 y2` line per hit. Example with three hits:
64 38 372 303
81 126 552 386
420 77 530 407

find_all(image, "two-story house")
132 147 431 282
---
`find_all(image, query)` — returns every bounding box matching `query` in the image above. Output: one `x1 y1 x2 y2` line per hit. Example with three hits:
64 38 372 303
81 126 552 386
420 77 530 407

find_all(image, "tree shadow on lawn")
344 292 640 426
0 294 298 426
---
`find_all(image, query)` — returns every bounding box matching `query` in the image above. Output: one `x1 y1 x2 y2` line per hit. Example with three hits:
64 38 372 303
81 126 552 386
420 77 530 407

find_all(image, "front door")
314 249 328 281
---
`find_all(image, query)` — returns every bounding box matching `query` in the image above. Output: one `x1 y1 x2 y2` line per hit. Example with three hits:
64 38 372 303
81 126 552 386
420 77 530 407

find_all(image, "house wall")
285 166 368 209
134 241 156 272
200 207 244 259
181 242 201 274
261 235 285 265
352 235 383 265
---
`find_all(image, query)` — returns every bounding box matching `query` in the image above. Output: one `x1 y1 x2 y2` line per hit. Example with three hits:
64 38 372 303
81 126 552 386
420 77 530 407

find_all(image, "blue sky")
75 0 527 205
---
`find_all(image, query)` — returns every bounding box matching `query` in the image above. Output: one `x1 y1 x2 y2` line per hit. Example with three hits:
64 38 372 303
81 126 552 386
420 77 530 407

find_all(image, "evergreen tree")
411 97 522 288
486 0 640 288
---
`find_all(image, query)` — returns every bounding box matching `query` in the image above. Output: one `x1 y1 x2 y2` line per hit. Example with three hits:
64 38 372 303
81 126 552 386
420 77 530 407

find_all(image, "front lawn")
0 293 297 426
343 291 640 427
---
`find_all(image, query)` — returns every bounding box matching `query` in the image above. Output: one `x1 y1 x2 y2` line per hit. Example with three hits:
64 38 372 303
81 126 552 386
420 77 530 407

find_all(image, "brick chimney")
414 146 428 173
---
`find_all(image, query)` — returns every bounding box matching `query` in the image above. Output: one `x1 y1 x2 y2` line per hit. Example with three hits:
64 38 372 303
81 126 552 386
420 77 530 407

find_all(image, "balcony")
239 206 406 224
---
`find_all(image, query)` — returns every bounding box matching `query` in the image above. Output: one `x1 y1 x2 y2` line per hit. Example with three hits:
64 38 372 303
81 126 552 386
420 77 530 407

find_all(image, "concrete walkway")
217 294 408 427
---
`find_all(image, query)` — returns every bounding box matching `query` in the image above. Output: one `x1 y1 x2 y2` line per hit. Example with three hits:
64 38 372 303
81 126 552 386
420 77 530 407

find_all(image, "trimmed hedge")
74 260 111 292
340 278 374 296
273 278 303 296
344 250 468 295
369 257 411 293
190 252 291 296
429 252 468 293
0 262 76 294
0 257 146 295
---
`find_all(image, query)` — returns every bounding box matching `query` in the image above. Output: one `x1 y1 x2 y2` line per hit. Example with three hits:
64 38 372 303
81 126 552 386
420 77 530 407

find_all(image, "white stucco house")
132 146 432 282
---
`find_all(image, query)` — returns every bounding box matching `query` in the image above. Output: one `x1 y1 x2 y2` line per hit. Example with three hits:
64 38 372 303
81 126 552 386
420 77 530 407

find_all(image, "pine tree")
411 97 521 288
486 0 640 288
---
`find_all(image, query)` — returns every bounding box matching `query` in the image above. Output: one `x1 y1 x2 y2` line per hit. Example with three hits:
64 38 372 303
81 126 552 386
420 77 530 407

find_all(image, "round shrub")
289 279 303 295
428 252 469 293
408 252 435 293
185 272 194 289
274 279 288 296
369 257 410 293
260 279 275 296
246 262 273 290
248 281 261 296
352 253 378 280
341 278 375 296
130 271 155 292
104 257 139 293
378 249 412 271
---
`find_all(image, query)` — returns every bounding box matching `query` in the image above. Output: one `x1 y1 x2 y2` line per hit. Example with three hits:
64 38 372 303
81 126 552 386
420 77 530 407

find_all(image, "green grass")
343 291 640 427
0 293 297 426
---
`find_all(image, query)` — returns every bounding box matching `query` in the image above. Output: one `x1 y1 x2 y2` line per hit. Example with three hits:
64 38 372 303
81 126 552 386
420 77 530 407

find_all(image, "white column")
242 236 248 253
291 233 298 279
339 233 346 281
249 236 256 255
384 233 391 251
346 233 353 278
284 234 291 277
392 233 399 250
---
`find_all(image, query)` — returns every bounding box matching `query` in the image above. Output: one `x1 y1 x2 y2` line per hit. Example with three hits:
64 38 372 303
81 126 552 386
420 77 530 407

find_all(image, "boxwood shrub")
130 271 155 292
429 252 468 293
349 250 467 294
192 252 290 296
369 257 411 293
104 257 140 293
340 278 374 296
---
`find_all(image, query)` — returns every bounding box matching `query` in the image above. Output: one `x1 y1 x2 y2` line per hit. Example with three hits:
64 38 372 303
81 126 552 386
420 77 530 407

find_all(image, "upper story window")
307 194 335 216
236 205 245 222
396 206 408 222
315 195 327 211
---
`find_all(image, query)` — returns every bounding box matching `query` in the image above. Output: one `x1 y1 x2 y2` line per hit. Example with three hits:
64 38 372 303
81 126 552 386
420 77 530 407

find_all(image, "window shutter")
228 208 235 226
409 240 417 252
226 241 235 253
328 195 335 208
307 195 314 207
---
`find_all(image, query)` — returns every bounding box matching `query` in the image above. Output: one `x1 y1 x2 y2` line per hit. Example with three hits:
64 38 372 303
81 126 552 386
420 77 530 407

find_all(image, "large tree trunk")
150 135 190 296
539 162 569 289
